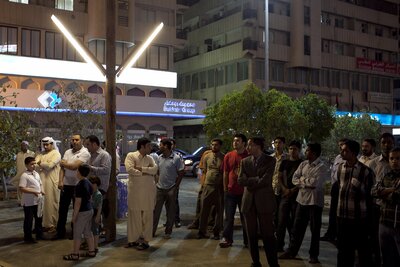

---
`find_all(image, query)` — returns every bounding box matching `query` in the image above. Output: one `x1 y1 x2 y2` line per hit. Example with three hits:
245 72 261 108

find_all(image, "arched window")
21 79 39 90
116 87 123 95
65 82 81 92
149 89 166 98
127 87 145 97
88 84 103 94
45 80 62 91
0 76 17 89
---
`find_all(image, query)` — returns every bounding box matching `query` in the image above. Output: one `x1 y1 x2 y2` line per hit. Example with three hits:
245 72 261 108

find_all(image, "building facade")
174 0 399 112
0 0 206 155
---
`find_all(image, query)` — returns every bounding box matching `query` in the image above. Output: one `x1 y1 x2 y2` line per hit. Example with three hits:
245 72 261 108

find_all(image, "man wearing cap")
35 137 61 232
10 141 35 200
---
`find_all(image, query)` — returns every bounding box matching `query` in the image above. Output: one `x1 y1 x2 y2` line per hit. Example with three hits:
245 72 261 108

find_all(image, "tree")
203 83 335 151
296 93 336 143
0 86 34 199
203 83 267 150
322 113 382 160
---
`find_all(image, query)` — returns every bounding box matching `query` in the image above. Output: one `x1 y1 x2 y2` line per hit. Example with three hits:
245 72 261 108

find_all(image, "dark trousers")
153 186 177 235
175 187 180 223
23 205 42 241
379 223 400 267
56 185 75 238
222 192 247 244
337 217 372 267
288 204 322 258
199 184 223 236
244 206 279 267
274 194 281 230
276 195 298 250
370 204 381 267
324 181 339 238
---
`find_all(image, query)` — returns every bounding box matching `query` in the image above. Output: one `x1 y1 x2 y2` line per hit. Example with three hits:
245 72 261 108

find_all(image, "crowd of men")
11 132 400 267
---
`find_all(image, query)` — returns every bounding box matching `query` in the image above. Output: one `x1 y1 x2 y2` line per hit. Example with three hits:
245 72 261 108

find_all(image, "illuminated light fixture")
51 14 106 76
117 22 164 77
0 106 205 119
0 54 177 88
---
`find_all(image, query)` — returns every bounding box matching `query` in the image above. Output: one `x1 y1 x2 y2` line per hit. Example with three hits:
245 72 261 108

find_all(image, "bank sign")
163 100 196 114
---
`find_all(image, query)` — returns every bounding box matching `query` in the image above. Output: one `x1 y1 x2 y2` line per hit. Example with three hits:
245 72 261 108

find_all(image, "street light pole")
105 0 117 242
265 0 269 91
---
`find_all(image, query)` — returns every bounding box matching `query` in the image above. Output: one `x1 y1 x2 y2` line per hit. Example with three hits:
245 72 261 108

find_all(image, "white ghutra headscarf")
41 136 59 152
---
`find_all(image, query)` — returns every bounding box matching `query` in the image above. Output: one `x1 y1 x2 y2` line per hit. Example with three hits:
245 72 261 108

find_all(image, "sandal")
80 251 96 257
124 242 139 248
63 253 79 261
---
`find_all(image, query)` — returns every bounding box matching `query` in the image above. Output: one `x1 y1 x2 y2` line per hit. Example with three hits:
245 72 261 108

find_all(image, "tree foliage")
322 113 382 160
203 83 336 151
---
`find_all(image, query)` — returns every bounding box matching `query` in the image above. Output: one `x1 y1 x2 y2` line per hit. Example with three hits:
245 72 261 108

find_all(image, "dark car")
182 146 209 177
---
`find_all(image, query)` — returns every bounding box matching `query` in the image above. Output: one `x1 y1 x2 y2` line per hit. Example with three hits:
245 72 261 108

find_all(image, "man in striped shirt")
336 139 374 267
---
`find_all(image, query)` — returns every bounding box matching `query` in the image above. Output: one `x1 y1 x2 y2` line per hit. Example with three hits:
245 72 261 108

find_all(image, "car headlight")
184 159 193 165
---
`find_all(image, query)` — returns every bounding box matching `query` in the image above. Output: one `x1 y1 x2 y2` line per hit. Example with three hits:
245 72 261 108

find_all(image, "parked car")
182 146 209 177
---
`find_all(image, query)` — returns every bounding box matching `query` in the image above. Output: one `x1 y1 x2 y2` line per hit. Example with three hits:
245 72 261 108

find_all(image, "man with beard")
359 138 378 167
56 134 90 239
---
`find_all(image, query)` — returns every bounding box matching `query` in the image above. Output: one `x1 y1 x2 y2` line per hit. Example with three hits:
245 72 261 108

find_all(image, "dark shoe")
124 242 140 248
219 238 233 248
136 243 150 250
80 251 96 258
250 263 262 267
309 257 320 264
197 232 209 239
187 223 199 230
278 251 295 259
320 234 334 241
277 247 285 253
175 222 181 228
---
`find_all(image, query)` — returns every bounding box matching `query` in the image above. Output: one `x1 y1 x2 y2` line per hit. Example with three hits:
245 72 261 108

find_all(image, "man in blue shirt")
153 139 184 239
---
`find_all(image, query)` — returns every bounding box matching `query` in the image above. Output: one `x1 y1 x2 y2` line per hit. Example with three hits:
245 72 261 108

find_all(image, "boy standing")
19 156 44 243
89 176 103 252
63 164 94 261
372 147 400 267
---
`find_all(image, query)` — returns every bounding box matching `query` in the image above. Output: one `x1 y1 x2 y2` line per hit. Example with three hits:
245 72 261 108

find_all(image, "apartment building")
174 0 400 142
0 0 206 155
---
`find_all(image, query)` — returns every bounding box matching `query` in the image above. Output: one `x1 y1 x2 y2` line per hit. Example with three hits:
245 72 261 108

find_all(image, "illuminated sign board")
37 91 62 108
336 111 398 126
163 100 196 114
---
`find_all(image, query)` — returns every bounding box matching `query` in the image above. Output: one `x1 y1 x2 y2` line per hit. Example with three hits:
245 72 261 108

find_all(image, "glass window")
199 71 207 89
216 67 224 86
360 74 368 92
45 31 63 59
304 36 310 55
184 74 190 93
191 73 198 90
208 69 215 87
335 17 344 28
321 69 330 87
304 6 310 25
331 71 340 88
334 43 344 55
287 68 295 83
381 78 391 93
311 69 319 86
270 61 284 82
237 61 248 81
22 29 40 57
371 76 379 92
88 40 105 64
340 72 349 89
116 42 128 65
321 12 331 25
351 73 359 90
159 46 168 70
55 0 73 11
0 26 17 54
226 64 236 84
66 36 83 62
321 39 330 53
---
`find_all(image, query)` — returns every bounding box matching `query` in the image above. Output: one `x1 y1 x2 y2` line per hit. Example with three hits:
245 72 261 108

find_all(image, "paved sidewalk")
0 178 337 267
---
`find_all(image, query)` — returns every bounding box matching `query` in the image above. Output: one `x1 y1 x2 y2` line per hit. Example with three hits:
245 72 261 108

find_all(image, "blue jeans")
379 223 400 267
222 192 247 244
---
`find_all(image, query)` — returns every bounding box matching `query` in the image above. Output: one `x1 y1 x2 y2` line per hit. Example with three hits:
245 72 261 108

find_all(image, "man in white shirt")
56 134 90 239
280 143 328 264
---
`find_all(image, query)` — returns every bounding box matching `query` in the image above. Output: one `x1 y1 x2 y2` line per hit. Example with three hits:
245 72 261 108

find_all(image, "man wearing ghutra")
35 137 61 232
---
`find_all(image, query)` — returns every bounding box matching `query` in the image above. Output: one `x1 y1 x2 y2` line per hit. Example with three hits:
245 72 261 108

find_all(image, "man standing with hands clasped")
238 137 279 267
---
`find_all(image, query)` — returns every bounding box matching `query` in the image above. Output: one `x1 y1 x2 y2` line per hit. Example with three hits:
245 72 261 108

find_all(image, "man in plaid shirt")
336 139 374 267
371 147 400 267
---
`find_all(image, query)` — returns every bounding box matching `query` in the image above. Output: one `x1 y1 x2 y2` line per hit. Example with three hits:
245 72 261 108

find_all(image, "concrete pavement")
0 178 337 267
